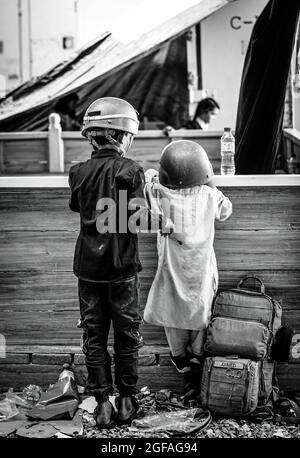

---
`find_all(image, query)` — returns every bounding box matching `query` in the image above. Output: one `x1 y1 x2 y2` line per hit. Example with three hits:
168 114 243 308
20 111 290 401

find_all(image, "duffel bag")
200 356 260 417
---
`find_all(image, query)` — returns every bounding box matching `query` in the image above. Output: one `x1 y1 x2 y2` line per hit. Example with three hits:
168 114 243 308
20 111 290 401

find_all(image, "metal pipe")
28 0 33 79
18 0 23 83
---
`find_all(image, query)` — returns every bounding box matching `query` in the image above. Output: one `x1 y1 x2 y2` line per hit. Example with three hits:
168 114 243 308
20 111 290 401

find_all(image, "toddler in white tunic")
143 143 232 380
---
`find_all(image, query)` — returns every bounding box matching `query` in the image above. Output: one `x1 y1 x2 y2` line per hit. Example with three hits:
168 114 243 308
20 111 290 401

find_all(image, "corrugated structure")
0 0 231 131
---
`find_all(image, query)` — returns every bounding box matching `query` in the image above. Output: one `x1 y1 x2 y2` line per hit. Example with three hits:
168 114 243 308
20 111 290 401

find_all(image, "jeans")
78 275 143 401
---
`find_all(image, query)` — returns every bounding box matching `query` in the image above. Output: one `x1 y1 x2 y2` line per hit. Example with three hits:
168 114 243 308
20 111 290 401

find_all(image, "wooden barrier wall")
0 175 300 393
1 126 299 175
0 128 222 175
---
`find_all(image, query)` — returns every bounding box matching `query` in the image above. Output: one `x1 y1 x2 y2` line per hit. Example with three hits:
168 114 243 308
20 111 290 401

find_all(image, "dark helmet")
159 140 214 189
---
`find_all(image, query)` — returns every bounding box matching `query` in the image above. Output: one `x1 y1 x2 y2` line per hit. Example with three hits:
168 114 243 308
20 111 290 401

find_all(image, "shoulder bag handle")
237 275 265 294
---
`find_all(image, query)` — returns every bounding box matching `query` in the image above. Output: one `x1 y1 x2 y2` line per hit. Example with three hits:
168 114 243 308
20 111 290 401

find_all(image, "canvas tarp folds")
235 0 300 174
0 0 231 131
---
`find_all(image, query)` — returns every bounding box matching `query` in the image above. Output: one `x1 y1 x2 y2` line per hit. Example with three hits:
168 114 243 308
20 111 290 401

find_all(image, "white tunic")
143 178 232 330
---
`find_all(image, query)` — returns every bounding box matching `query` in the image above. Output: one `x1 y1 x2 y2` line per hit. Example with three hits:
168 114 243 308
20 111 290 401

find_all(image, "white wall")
200 0 269 130
0 0 78 92
29 0 78 77
0 0 19 93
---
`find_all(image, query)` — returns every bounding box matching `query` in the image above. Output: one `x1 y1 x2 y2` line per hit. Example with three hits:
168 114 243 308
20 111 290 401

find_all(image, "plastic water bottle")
220 127 235 175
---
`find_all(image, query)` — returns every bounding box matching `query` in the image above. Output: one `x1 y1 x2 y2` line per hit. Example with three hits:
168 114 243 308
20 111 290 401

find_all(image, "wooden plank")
31 353 72 365
1 309 300 347
0 364 62 391
0 132 48 140
0 199 298 231
63 136 221 174
276 363 300 392
0 362 298 393
0 270 300 312
0 187 299 231
0 363 186 392
5 344 169 355
0 230 299 272
64 139 91 171
0 140 4 174
3 139 48 174
0 311 168 346
0 354 29 364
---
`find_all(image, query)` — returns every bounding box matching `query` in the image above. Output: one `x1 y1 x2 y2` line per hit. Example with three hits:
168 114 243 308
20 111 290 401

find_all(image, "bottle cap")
224 127 231 132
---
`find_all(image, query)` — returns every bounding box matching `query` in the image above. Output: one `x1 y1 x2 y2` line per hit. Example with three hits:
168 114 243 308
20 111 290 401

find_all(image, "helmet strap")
105 133 126 157
86 130 133 157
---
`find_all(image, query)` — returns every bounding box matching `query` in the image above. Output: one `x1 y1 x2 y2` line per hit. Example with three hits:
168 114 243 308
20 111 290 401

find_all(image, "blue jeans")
78 275 143 401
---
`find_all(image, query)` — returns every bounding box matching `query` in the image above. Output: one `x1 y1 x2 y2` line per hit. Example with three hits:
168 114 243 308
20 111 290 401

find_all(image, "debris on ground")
22 385 42 403
1 386 300 438
27 398 79 421
78 395 116 414
49 410 83 437
16 422 58 438
24 364 80 421
0 396 19 421
0 420 27 437
55 432 73 438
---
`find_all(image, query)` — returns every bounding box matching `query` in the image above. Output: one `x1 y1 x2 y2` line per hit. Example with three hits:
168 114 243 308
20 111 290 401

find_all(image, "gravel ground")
81 390 300 439
2 389 300 438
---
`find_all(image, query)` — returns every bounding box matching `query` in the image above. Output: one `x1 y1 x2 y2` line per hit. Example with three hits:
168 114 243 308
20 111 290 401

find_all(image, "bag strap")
237 275 265 294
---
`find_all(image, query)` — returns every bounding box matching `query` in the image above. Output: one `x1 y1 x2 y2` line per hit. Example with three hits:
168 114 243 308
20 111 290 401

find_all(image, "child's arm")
143 170 175 235
68 165 80 213
207 180 232 221
119 166 174 235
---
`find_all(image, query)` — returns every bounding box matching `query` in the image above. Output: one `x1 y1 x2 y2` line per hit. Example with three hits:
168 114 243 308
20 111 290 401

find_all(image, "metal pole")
28 0 33 79
18 0 23 83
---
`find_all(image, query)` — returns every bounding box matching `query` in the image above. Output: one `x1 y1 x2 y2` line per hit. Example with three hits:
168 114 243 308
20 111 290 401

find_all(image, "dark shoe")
116 395 139 425
183 382 200 406
189 354 203 365
94 400 115 429
170 353 191 374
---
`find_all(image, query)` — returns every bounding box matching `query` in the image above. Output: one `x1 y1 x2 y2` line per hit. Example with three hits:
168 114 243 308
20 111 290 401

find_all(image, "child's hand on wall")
206 176 216 188
160 217 175 236
145 169 159 184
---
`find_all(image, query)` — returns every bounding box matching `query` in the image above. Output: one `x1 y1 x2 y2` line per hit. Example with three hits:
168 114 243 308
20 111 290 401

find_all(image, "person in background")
54 92 81 131
143 140 232 404
181 97 220 130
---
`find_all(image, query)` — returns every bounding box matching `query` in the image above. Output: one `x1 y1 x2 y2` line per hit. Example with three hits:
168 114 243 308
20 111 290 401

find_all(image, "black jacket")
180 119 202 129
69 148 146 282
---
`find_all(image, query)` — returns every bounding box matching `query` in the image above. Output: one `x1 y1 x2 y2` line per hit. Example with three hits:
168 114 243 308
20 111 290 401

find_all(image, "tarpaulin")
235 0 300 174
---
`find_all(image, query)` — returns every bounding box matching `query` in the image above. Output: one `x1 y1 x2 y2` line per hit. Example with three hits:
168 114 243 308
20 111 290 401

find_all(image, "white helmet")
81 97 139 137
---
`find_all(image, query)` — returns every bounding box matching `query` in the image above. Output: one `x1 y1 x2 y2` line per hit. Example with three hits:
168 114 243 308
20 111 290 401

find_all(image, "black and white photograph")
0 0 300 451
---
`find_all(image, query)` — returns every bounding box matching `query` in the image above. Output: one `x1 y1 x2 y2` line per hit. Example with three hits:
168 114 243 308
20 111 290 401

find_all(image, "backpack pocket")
204 317 270 360
200 356 259 416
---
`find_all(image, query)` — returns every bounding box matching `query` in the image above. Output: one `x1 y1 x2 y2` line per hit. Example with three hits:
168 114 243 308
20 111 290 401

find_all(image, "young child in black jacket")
69 97 172 429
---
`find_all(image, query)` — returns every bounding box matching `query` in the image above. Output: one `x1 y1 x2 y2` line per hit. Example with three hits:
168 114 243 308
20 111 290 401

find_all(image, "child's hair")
86 128 133 154
88 129 126 146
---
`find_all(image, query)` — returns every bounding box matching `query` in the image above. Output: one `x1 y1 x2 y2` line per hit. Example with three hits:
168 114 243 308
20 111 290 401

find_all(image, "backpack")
204 275 282 359
201 275 282 417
